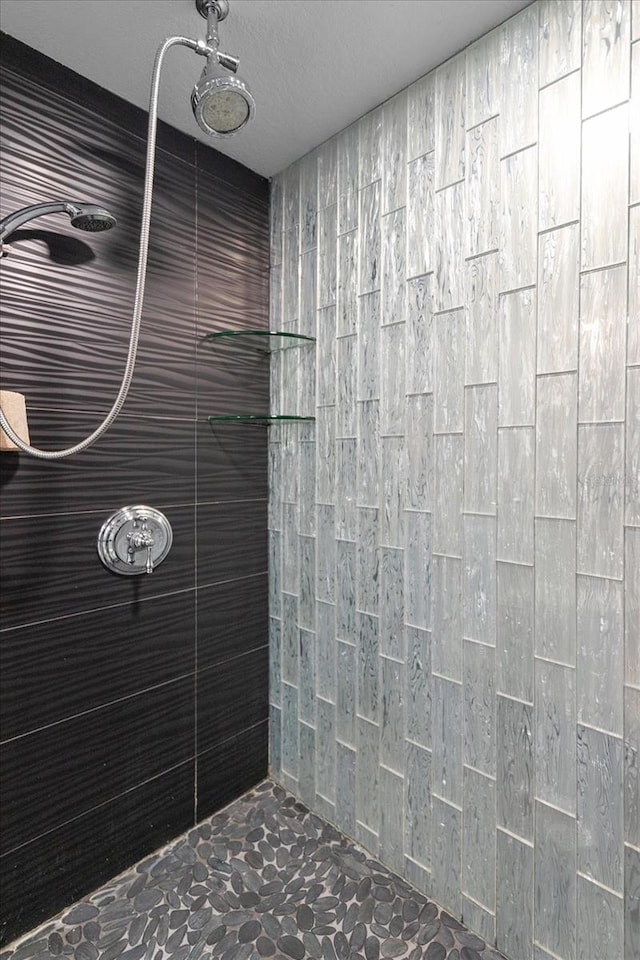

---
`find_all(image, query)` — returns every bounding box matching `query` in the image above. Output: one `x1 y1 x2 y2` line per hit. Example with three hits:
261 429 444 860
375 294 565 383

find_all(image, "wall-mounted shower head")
192 0 254 137
0 201 116 246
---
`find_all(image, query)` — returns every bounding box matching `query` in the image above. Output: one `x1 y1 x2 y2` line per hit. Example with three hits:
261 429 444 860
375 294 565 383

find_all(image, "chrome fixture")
0 202 116 251
97 506 173 575
0 0 253 460
192 0 255 137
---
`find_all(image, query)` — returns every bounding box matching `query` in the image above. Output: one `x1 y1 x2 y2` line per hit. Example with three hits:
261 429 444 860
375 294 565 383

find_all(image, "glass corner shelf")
204 330 316 346
208 414 316 423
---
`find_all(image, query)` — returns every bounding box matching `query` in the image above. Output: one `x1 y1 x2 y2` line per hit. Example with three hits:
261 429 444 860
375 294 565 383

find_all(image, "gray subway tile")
282 592 299 686
497 694 534 840
535 518 577 665
434 308 465 432
380 656 405 775
435 53 466 190
406 393 433 511
577 575 624 735
433 434 464 557
462 896 495 946
431 796 462 920
577 874 624 960
434 183 465 311
466 252 499 386
381 208 406 326
537 225 580 374
404 741 432 870
336 741 356 837
535 659 576 815
316 599 336 702
356 507 380 616
463 766 496 911
357 400 380 507
579 265 627 424
535 372 577 520
464 384 498 515
405 625 432 748
625 845 640 960
466 27 500 128
337 231 358 336
299 627 316 726
497 426 534 563
316 504 336 602
535 802 576 960
466 117 499 258
626 529 640 686
336 337 357 438
336 640 356 748
499 147 537 293
381 90 407 215
463 640 496 777
581 104 629 271
297 536 314 632
356 610 379 723
405 510 432 631
270 617 282 708
298 720 316 808
380 547 405 660
407 72 435 160
316 405 336 504
538 0 581 87
432 554 463 682
577 423 624 580
358 106 382 188
496 830 533 960
626 686 640 848
577 723 624 892
406 275 433 394
281 682 299 778
539 71 581 231
316 697 336 803
498 286 536 427
433 675 462 806
379 765 405 875
336 539 356 644
356 716 380 833
381 437 405 548
359 180 381 295
407 154 435 278
499 6 538 157
582 0 631 117
463 515 497 647
380 322 405 435
627 366 640 526
358 292 380 401
496 561 534 703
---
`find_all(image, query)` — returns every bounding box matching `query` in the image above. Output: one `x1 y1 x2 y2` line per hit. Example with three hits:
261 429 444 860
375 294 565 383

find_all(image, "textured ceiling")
0 0 532 176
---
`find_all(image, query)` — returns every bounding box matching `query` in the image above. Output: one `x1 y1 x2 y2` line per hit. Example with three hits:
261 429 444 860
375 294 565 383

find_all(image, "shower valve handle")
126 518 155 571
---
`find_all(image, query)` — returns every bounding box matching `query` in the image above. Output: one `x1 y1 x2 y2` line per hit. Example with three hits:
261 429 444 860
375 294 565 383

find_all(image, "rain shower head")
0 201 116 245
192 0 255 137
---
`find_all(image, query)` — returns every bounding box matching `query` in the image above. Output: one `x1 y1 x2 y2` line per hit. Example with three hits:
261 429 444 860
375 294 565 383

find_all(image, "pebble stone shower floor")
2 780 507 960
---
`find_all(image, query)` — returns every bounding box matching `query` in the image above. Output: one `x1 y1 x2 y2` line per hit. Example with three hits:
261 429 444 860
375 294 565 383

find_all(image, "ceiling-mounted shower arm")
197 0 240 73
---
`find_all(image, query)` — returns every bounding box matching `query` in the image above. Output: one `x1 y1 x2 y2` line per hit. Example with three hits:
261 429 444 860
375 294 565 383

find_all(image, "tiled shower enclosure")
268 2 639 959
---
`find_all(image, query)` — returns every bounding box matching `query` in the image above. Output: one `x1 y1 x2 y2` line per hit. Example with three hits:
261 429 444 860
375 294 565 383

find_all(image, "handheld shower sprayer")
0 0 254 460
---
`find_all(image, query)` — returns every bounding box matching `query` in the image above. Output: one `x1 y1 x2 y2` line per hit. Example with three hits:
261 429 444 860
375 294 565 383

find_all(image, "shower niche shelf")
204 329 316 349
205 329 316 424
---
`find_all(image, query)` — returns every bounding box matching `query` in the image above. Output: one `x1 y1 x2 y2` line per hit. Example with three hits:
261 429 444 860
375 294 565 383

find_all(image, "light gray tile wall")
269 4 637 958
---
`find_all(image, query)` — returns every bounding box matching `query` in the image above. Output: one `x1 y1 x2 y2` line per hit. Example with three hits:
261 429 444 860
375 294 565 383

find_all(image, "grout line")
576 871 624 898
496 825 534 848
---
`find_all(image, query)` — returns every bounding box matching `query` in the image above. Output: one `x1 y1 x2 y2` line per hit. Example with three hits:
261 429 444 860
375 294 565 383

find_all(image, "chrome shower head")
192 0 254 138
66 204 117 232
0 201 116 245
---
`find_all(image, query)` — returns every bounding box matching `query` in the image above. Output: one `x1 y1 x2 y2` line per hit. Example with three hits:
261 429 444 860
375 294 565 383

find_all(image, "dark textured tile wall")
0 34 270 945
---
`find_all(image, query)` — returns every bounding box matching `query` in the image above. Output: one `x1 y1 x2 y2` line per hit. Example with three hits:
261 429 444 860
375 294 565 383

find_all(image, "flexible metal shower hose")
0 35 206 459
